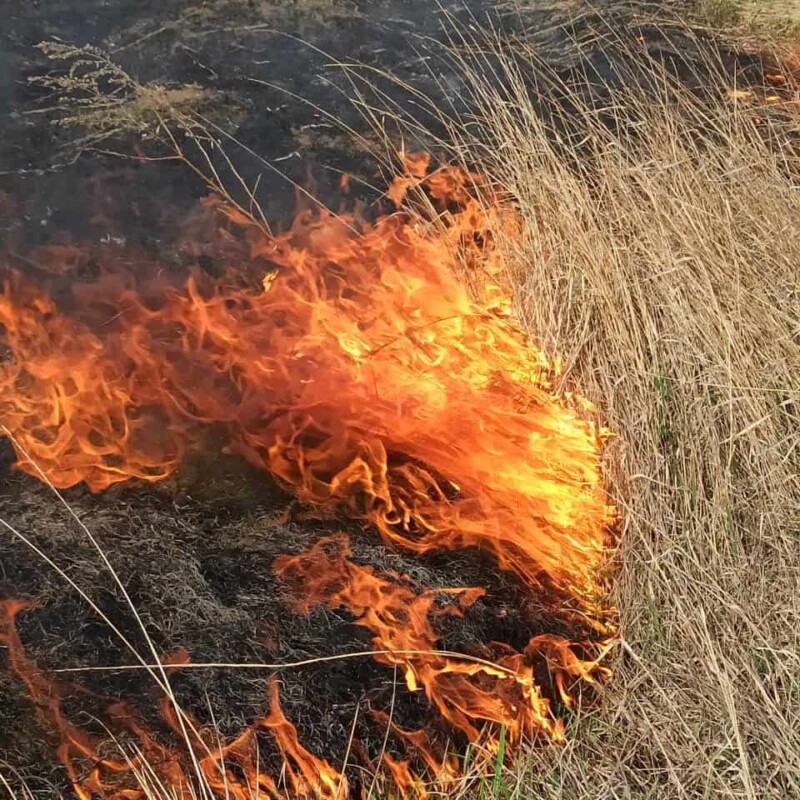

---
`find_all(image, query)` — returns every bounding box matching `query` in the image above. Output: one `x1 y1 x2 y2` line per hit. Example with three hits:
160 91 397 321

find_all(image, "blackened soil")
0 1 765 244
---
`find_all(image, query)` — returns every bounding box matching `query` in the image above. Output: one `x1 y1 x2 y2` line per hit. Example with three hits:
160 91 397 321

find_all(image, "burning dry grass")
2 14 800 800
383 30 799 800
0 51 614 800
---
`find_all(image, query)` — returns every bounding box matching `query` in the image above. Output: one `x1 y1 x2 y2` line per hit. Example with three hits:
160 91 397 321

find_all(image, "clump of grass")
371 24 800 800
31 43 213 149
30 42 276 232
693 0 800 40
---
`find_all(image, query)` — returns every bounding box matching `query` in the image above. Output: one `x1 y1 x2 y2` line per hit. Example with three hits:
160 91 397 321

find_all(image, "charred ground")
0 436 594 796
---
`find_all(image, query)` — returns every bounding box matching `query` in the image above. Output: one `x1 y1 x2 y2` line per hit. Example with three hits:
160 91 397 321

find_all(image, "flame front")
0 158 616 798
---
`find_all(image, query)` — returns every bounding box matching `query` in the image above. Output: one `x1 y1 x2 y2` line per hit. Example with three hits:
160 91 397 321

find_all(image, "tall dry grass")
694 0 800 36
366 27 800 800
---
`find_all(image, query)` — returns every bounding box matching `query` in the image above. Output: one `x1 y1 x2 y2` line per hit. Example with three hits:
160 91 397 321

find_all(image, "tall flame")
0 156 616 797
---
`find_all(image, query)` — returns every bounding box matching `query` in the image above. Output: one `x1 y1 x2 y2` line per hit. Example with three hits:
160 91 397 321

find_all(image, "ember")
0 156 615 798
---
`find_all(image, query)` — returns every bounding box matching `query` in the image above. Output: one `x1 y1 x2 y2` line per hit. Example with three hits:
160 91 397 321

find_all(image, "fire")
0 600 346 800
0 156 616 798
274 534 568 744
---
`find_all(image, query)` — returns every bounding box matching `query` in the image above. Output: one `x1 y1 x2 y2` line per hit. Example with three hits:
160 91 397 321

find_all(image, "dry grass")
694 0 800 36
374 28 799 800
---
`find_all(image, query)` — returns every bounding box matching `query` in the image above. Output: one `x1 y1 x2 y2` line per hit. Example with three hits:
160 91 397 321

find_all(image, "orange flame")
0 156 616 797
274 534 573 744
0 600 347 800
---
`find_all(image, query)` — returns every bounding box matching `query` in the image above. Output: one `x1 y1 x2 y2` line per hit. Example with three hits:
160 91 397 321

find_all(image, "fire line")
0 154 616 799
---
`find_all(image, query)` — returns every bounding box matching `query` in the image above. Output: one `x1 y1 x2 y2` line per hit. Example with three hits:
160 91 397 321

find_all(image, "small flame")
0 600 346 800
